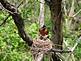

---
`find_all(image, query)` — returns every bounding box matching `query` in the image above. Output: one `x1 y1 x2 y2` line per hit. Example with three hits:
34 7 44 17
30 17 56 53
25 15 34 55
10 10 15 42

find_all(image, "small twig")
16 0 24 8
56 53 65 61
63 0 67 16
63 37 81 61
0 0 24 26
49 49 71 53
0 15 10 26
71 37 81 52
72 9 81 17
69 0 75 17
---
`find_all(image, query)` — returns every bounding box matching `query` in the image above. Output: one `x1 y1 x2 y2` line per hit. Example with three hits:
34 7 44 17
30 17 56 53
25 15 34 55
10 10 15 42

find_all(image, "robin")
39 25 49 40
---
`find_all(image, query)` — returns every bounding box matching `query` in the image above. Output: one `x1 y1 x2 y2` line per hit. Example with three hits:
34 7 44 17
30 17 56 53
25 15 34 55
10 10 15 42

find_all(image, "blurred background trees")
0 0 81 61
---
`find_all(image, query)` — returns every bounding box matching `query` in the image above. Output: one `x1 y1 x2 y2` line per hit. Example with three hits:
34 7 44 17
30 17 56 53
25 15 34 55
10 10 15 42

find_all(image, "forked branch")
0 0 33 46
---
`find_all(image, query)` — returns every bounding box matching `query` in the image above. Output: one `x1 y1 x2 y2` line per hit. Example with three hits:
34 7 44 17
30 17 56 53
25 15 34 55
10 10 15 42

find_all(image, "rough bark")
50 0 63 61
50 0 63 50
0 0 33 46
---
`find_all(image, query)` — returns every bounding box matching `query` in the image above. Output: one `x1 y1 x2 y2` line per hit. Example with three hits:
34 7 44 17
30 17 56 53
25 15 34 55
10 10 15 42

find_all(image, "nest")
31 38 53 55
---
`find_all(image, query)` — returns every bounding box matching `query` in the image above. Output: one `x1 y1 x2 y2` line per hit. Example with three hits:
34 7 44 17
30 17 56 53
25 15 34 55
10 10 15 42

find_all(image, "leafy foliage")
0 0 81 61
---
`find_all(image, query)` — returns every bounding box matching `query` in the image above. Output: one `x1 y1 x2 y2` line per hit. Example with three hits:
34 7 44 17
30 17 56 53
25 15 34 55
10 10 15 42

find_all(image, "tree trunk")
50 0 63 50
50 0 63 61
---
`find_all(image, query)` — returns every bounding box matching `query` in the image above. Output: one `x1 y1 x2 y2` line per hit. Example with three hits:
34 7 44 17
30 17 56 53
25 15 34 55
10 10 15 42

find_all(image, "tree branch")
49 49 71 53
0 0 23 26
0 0 33 46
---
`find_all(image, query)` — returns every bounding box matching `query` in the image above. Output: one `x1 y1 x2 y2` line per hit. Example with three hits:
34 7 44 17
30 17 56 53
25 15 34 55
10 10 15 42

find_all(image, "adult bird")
39 25 49 40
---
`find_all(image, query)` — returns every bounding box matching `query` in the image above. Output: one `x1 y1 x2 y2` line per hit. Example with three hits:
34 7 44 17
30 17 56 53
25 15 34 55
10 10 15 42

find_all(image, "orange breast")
44 29 48 35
